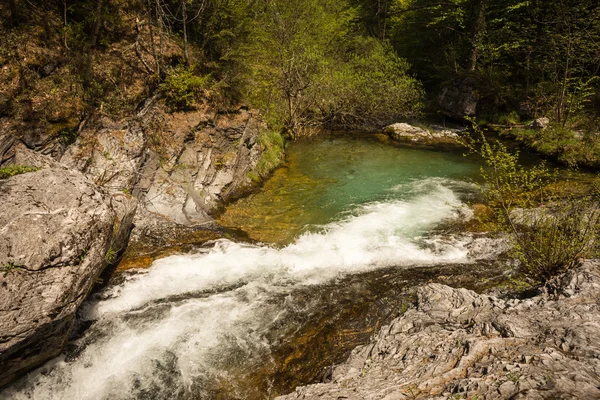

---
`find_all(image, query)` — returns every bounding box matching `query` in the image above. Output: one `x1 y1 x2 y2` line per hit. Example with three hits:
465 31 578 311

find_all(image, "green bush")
320 37 424 128
0 165 39 179
497 111 520 126
160 67 211 110
466 123 600 282
510 125 600 168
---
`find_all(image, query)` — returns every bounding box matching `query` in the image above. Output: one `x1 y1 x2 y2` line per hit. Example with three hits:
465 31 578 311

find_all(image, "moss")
0 165 39 179
507 124 600 169
497 111 521 126
246 171 261 183
255 129 285 178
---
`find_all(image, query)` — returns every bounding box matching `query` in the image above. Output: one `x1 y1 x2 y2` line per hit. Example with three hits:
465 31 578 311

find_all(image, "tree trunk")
146 0 160 77
469 0 487 72
90 0 104 48
63 0 69 49
8 0 18 27
182 0 189 65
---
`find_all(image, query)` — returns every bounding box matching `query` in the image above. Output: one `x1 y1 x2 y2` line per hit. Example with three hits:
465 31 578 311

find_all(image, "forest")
2 0 598 141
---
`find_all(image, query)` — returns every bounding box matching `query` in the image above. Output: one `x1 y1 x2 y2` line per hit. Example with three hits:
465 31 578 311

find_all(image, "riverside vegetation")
464 123 600 283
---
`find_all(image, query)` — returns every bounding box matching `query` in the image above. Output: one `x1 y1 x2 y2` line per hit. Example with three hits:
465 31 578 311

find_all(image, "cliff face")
278 261 600 400
59 98 269 245
0 148 137 387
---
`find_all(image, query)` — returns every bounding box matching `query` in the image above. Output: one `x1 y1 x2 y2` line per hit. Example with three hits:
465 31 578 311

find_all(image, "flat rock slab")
278 261 600 399
384 123 460 145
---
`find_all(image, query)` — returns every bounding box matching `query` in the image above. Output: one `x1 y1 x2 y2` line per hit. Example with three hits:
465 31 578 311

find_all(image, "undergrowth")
464 121 600 283
254 129 285 178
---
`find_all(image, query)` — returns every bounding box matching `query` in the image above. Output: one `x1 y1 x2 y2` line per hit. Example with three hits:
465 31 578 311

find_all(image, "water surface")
220 134 481 244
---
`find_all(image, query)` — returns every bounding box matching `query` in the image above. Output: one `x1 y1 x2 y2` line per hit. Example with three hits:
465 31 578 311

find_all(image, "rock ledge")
278 261 600 399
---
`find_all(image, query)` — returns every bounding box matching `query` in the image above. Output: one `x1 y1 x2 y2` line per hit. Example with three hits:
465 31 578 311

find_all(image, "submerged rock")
278 260 600 399
0 165 136 387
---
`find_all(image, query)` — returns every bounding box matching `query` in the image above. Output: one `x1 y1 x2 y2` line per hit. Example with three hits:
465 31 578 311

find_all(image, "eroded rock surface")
278 261 600 399
438 76 481 119
60 100 267 248
0 166 136 387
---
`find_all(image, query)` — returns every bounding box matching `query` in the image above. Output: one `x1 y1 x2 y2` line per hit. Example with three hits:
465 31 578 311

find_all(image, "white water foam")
3 178 498 400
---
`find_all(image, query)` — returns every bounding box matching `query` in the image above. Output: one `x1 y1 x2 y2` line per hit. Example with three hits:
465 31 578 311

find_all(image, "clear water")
4 134 499 400
219 134 481 244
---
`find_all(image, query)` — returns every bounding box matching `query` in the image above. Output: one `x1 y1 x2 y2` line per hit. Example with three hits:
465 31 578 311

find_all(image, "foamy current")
3 178 501 400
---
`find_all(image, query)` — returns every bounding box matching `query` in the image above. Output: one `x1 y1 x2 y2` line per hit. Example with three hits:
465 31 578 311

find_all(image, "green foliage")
59 126 80 145
0 165 39 179
465 122 600 282
255 130 285 177
510 125 600 169
319 37 424 128
239 0 422 136
105 247 117 264
160 67 211 110
0 262 25 278
387 0 600 123
496 111 520 126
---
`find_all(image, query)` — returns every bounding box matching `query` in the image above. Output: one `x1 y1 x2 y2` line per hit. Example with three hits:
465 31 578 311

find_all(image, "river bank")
278 260 600 400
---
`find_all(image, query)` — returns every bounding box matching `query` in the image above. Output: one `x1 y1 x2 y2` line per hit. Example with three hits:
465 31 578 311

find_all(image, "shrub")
465 122 600 282
160 67 211 110
0 165 39 179
1 262 25 277
105 247 117 264
497 111 520 126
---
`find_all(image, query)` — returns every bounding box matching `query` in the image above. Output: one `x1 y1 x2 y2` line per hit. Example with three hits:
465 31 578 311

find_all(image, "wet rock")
0 166 136 387
278 261 600 399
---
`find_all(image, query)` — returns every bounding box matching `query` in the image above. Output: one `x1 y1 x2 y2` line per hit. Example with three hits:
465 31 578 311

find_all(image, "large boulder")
528 117 550 130
438 76 482 119
278 261 600 399
0 166 136 387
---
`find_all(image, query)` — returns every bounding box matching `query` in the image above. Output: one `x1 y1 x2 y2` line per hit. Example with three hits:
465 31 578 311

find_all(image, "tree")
240 0 423 136
385 0 600 123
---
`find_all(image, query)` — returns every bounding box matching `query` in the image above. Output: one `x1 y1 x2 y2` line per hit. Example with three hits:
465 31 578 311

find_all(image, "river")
4 134 507 399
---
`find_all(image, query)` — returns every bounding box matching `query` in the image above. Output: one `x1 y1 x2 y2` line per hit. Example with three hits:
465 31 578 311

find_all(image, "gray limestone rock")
59 101 265 246
438 76 481 119
528 117 550 130
383 123 460 145
278 261 600 399
0 166 136 387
